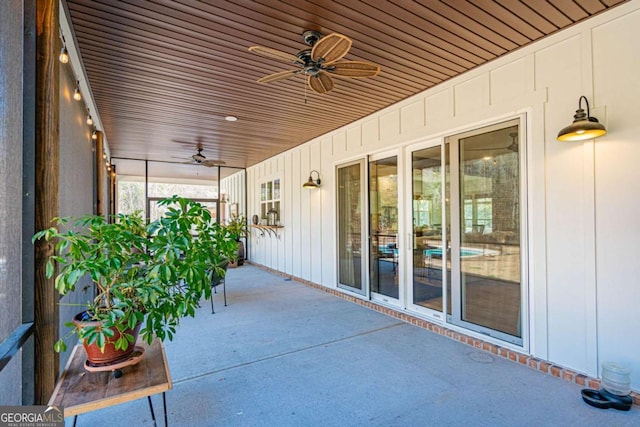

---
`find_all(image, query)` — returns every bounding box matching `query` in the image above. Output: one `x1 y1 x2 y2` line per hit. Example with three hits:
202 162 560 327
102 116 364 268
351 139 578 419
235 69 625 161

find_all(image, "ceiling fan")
466 132 519 153
248 30 381 94
172 140 225 167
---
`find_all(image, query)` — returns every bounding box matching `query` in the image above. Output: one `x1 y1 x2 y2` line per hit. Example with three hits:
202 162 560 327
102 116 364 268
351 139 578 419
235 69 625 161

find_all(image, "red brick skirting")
249 262 639 407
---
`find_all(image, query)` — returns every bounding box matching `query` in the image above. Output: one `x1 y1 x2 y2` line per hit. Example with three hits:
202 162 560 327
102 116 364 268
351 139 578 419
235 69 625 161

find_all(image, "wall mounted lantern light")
557 96 607 142
302 170 321 189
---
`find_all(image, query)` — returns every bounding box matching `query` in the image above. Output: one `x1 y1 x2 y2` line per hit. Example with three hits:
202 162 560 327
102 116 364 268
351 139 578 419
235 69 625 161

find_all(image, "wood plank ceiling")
65 0 627 170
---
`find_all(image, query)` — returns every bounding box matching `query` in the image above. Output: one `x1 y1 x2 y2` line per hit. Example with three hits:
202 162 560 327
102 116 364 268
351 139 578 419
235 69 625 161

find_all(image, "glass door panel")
337 161 366 294
369 156 399 300
411 146 444 311
453 121 522 342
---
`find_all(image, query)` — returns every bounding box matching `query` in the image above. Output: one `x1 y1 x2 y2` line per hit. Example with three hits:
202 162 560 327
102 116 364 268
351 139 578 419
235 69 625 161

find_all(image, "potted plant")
225 214 247 267
33 196 238 366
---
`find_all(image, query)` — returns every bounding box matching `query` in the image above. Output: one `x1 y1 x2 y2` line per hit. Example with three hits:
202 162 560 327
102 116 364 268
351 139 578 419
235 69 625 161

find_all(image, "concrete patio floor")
68 264 638 426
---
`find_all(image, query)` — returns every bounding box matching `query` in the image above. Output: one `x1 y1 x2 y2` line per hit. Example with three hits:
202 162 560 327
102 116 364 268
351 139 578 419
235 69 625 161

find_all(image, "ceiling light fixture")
557 96 607 142
224 116 238 122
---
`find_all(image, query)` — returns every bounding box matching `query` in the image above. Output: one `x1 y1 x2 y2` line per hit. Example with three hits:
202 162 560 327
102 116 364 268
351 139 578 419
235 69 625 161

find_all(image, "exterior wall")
220 169 246 222
57 63 96 370
0 0 25 405
247 1 640 391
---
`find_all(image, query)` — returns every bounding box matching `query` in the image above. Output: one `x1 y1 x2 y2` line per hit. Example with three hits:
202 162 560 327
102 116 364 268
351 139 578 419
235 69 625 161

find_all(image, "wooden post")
34 0 59 404
95 131 104 217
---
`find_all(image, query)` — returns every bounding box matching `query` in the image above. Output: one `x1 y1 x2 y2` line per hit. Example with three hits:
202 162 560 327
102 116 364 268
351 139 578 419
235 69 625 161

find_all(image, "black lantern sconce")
302 170 321 189
557 96 607 142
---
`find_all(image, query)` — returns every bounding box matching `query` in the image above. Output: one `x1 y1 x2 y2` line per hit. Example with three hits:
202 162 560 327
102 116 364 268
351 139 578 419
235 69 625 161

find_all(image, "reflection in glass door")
411 146 445 312
369 156 399 300
337 161 366 294
450 120 523 344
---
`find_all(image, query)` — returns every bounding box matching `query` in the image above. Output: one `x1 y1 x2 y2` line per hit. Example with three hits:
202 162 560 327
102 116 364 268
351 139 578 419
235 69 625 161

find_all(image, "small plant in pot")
33 196 238 367
225 214 247 267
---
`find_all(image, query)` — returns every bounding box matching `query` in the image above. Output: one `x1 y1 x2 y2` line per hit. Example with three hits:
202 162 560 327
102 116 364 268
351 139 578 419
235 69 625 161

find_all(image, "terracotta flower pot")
73 311 142 367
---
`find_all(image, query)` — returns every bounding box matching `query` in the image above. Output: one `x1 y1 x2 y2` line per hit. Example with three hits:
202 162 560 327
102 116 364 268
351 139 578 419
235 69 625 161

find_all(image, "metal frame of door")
446 117 527 346
368 149 404 307
336 159 369 296
404 138 448 321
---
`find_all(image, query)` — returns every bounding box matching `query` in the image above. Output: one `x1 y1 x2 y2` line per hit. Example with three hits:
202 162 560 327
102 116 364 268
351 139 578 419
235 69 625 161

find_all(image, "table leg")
72 415 77 427
163 392 168 426
148 395 157 427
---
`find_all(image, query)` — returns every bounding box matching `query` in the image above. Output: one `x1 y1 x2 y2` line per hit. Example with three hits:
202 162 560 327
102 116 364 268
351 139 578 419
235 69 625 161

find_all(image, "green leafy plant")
33 196 238 353
225 214 247 241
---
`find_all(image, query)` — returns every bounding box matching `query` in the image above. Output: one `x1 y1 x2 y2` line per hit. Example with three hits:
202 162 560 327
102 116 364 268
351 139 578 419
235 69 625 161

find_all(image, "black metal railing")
0 323 34 372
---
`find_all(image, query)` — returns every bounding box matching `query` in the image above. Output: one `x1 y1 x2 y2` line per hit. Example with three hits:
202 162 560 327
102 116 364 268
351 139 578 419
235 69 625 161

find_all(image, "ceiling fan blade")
308 72 334 94
248 46 304 64
330 61 381 78
311 33 352 65
257 69 300 84
201 159 226 167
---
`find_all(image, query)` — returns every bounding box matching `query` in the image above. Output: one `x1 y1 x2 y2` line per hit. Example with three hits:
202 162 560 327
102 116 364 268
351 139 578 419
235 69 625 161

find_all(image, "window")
260 178 280 223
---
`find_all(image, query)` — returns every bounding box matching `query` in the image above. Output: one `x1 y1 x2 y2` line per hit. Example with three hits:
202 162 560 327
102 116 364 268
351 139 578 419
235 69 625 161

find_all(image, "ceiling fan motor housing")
302 30 322 46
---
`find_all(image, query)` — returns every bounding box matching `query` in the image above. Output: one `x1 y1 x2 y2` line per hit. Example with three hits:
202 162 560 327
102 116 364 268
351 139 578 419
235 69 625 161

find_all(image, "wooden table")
48 340 172 426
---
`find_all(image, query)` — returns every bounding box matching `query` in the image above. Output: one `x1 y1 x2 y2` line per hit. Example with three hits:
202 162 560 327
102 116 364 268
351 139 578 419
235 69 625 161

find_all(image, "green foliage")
33 196 238 353
225 214 247 240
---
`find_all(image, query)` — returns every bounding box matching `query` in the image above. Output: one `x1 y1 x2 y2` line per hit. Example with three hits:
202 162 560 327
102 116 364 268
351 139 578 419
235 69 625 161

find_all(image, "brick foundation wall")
249 262 640 407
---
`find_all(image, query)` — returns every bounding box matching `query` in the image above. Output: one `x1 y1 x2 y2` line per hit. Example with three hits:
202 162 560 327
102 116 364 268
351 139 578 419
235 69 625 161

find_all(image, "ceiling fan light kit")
249 30 381 94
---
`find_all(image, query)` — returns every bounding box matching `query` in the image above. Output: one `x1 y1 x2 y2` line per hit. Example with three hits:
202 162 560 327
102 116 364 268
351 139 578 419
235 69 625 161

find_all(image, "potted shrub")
33 196 237 366
225 214 247 267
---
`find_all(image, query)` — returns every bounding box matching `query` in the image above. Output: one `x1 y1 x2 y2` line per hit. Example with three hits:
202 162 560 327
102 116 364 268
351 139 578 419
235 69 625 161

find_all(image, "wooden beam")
95 131 104 217
34 0 59 404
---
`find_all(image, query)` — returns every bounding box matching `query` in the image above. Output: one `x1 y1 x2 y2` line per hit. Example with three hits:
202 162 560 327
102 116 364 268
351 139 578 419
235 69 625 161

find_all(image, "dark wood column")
34 0 59 404
95 131 105 217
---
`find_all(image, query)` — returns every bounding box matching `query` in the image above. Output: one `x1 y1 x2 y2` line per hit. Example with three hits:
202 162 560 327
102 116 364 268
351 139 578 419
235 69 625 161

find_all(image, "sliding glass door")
369 154 400 303
409 144 447 316
448 119 524 344
407 118 526 345
337 160 367 295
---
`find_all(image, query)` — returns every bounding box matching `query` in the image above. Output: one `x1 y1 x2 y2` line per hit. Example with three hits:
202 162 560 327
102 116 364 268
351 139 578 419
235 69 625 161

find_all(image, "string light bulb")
59 46 69 64
86 111 93 125
73 87 82 101
92 130 98 140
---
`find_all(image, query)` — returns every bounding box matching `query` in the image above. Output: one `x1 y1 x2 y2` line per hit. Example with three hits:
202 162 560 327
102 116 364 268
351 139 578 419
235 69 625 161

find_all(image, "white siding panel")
310 142 323 284
425 89 453 126
454 75 490 115
379 110 400 141
536 34 590 373
362 118 379 146
320 138 335 287
284 151 293 274
400 100 425 134
300 145 312 279
490 58 528 105
346 126 362 152
291 150 302 278
333 132 346 156
592 9 640 389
